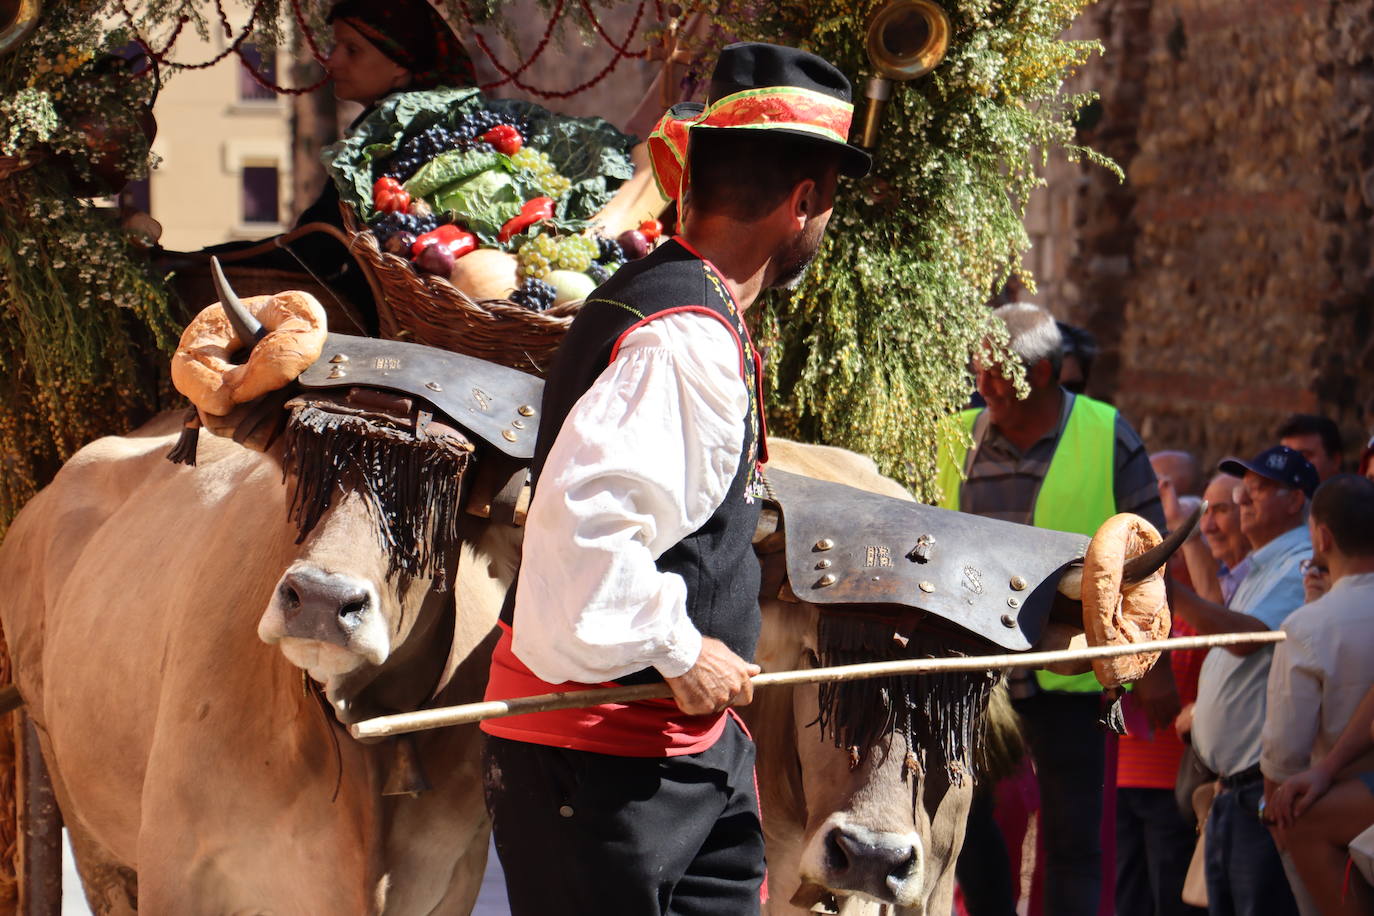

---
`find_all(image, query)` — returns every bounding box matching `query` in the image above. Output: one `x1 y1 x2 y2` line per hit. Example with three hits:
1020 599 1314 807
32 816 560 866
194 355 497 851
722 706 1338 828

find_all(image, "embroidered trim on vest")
609 305 747 377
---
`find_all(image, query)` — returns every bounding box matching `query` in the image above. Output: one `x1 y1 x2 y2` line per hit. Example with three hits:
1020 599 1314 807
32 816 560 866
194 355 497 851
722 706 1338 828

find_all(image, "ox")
750 441 984 916
1 405 1078 915
0 407 517 914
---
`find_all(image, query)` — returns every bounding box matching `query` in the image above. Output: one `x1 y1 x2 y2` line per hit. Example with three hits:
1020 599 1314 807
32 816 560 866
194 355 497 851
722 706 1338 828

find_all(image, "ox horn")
0 0 40 59
1121 501 1206 585
210 256 266 348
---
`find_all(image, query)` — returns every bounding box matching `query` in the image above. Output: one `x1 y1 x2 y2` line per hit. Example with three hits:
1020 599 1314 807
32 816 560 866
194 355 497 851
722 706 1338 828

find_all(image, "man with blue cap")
1170 444 1319 915
480 42 868 914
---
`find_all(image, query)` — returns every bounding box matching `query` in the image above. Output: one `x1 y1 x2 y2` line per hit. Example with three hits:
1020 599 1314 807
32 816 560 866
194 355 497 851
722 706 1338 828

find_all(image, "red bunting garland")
112 0 653 100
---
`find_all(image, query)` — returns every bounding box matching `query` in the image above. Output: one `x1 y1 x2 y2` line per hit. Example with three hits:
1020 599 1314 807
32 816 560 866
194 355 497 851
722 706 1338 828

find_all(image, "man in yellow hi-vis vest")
942 304 1165 916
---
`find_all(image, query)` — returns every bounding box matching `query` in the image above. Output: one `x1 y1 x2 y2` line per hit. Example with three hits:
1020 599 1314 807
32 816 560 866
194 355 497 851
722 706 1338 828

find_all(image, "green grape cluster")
510 148 546 172
555 235 599 272
512 147 573 199
536 172 573 199
516 234 561 279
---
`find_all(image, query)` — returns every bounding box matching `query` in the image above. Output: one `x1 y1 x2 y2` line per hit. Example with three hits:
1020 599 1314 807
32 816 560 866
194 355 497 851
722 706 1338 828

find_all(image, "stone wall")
1311 1 1374 453
1034 0 1374 470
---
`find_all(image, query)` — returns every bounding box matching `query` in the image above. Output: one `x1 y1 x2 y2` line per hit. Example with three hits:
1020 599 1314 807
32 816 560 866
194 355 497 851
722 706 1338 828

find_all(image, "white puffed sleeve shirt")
509 310 749 685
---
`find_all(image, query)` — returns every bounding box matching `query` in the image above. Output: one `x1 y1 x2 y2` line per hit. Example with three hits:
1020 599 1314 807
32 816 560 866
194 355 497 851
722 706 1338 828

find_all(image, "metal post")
18 714 60 915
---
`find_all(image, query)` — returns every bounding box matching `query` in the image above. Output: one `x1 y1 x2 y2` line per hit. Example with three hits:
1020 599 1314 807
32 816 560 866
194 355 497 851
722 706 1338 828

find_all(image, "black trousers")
1014 691 1107 916
483 719 765 915
1116 787 1205 916
955 788 1018 916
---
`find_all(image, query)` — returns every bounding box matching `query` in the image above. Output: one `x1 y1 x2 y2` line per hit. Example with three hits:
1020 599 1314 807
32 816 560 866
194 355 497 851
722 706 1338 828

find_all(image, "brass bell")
857 0 951 149
0 0 40 59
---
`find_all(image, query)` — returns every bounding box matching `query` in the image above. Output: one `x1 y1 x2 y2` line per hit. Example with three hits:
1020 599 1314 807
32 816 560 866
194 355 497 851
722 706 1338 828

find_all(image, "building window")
241 165 279 224
238 43 277 102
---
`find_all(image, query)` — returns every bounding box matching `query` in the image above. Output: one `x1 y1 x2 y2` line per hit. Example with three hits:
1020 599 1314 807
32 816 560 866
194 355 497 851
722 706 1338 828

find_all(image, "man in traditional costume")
479 43 870 914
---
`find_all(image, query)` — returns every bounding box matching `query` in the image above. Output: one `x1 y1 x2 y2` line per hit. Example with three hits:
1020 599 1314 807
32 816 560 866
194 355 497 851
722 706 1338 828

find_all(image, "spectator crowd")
949 303 1374 916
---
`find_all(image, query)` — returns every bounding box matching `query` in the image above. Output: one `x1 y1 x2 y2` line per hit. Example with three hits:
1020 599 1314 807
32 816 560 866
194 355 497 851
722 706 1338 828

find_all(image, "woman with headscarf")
203 0 476 334
324 0 476 103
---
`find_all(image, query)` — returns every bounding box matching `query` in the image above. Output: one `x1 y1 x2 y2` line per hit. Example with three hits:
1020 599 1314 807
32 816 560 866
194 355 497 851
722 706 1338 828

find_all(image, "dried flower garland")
0 2 178 530
702 0 1113 499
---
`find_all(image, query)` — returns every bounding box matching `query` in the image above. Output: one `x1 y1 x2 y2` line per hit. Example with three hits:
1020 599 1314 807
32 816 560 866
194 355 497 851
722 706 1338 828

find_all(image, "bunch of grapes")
451 108 505 142
555 235 599 272
587 263 615 285
511 148 573 200
511 278 556 312
510 148 545 172
516 234 561 279
381 125 465 182
536 172 572 199
380 108 531 182
369 210 439 240
595 234 626 267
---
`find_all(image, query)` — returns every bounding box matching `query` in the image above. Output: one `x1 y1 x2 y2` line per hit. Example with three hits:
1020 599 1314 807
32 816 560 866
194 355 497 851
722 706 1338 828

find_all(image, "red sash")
480 623 728 757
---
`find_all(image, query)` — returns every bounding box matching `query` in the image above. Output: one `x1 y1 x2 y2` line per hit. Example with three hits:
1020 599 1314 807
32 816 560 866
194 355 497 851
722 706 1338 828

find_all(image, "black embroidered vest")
502 239 766 684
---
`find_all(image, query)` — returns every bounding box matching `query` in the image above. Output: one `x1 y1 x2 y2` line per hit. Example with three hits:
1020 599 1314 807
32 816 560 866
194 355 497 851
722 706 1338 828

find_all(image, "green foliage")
326 86 484 218
708 0 1106 499
0 1 178 529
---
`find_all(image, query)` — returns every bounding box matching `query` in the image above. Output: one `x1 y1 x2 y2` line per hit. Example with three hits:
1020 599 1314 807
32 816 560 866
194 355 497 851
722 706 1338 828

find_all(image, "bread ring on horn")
1081 513 1171 687
171 290 327 416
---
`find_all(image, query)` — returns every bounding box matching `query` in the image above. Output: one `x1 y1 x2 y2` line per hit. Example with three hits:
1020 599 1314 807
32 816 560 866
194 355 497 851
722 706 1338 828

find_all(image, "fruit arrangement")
325 88 664 312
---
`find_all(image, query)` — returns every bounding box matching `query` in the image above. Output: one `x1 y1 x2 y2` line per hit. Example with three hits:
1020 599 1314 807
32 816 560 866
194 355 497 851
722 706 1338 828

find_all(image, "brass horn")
0 0 41 59
857 0 951 149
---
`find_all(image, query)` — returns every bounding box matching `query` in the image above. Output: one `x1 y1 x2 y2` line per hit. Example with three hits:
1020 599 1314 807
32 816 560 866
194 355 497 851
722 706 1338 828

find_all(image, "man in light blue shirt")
1170 445 1318 916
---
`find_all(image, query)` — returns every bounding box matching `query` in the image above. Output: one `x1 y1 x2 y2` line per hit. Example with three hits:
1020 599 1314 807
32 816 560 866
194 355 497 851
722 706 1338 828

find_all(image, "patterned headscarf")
327 0 477 91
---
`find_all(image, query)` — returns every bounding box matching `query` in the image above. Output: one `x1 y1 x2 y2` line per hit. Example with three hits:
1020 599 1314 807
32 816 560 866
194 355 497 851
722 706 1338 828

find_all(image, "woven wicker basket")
341 206 579 377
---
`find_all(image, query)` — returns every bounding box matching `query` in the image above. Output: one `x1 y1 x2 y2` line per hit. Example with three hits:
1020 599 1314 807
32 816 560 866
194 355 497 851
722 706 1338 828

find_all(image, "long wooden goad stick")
350 630 1284 740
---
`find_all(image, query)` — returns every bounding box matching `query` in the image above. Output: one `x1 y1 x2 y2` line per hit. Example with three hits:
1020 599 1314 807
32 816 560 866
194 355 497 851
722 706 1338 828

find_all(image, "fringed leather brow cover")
766 468 1089 651
282 393 474 591
813 610 998 786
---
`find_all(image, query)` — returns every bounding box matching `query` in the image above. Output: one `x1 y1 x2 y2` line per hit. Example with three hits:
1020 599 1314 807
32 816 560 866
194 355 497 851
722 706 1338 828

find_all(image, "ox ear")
1032 622 1093 676
200 388 295 451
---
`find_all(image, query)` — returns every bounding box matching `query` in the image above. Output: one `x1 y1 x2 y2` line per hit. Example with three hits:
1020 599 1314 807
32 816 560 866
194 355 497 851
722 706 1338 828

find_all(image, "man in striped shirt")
940 303 1163 916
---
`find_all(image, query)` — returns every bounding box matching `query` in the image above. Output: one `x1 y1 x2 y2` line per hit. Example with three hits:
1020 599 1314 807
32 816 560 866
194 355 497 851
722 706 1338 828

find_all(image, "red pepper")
373 177 411 213
411 224 477 259
498 196 556 243
481 124 524 156
638 219 664 242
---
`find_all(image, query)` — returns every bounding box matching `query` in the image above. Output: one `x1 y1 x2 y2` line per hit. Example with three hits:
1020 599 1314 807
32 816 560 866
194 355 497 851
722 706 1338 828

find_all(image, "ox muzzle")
800 815 925 908
259 562 390 683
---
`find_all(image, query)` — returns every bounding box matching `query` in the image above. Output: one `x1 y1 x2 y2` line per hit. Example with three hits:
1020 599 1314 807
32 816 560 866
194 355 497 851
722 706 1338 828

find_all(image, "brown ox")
0 411 516 914
2 412 1063 915
748 441 983 916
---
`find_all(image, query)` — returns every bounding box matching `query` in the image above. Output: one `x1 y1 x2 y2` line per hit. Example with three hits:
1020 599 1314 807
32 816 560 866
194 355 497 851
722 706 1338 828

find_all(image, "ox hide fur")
0 411 516 915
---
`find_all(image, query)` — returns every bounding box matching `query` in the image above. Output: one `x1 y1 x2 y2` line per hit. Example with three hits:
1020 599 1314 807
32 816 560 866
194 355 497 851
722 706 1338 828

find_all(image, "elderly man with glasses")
1170 445 1318 916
